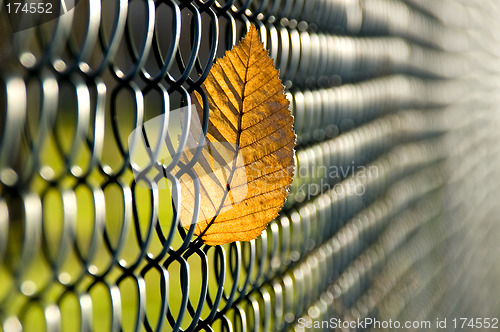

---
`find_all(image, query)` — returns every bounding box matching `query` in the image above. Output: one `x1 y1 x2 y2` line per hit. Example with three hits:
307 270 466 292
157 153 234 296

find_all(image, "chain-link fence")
1 0 500 331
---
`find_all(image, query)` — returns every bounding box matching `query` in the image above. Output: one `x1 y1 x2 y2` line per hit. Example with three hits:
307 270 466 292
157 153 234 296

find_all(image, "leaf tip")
244 24 260 44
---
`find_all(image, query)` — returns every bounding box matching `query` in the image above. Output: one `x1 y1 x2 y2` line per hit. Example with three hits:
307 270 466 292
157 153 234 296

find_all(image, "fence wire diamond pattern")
1 0 500 331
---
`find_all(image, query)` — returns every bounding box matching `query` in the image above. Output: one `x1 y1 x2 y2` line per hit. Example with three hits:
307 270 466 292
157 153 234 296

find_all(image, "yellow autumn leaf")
178 25 295 245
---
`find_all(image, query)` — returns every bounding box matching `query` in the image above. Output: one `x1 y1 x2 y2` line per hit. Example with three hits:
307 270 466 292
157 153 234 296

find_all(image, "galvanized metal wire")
1 0 500 331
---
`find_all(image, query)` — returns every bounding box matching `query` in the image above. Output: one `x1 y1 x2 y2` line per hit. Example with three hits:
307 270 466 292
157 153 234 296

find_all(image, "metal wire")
1 0 500 331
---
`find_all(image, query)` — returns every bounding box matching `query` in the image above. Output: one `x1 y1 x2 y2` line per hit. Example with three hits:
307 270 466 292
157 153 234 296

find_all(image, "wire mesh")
1 0 500 331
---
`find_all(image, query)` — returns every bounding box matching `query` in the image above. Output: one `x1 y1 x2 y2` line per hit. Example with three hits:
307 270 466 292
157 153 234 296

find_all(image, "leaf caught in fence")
179 25 295 245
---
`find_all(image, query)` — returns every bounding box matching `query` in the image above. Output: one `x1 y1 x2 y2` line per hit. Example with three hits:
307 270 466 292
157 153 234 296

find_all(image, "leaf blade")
181 25 295 245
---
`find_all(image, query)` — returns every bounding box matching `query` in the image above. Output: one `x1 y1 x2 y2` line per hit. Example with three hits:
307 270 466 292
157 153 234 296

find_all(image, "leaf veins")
179 25 295 245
